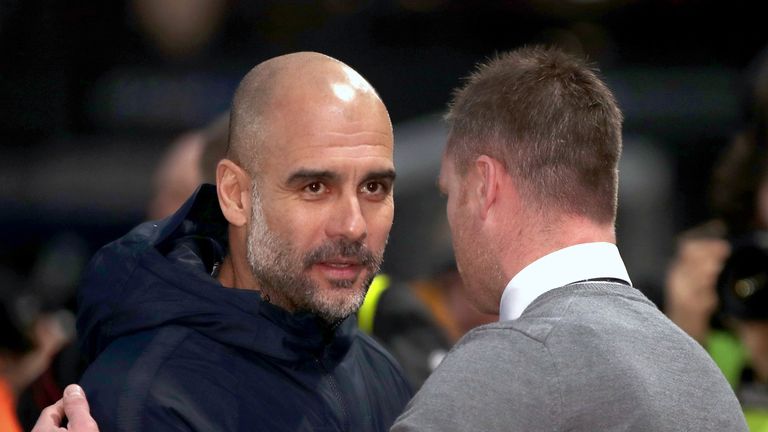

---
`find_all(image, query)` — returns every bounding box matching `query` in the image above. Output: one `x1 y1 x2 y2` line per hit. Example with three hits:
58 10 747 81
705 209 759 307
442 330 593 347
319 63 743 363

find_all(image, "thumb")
63 385 100 432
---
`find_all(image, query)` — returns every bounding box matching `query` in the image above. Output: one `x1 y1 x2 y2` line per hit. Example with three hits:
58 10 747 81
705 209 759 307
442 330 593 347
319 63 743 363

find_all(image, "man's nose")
326 194 367 242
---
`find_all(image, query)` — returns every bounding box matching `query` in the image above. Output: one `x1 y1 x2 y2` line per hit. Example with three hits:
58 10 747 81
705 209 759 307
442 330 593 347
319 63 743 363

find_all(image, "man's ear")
473 155 504 221
216 159 250 227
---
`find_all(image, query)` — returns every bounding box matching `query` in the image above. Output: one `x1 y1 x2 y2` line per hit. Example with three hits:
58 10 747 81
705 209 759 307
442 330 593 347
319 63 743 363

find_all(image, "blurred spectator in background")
147 112 229 220
88 0 240 134
131 0 230 61
717 232 768 430
357 273 452 390
1 269 72 432
665 49 768 430
410 259 498 344
146 132 206 220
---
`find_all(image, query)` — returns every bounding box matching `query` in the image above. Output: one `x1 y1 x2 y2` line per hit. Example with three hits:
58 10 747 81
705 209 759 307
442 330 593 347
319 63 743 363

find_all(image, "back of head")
445 46 623 224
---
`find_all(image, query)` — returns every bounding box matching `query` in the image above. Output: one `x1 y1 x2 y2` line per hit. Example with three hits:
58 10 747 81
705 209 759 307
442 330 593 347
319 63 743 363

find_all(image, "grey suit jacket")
391 282 747 431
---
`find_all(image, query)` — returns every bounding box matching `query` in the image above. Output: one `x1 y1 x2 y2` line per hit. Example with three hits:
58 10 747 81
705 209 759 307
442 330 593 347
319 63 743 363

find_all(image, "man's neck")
216 255 236 288
216 254 299 314
498 214 616 283
216 254 264 295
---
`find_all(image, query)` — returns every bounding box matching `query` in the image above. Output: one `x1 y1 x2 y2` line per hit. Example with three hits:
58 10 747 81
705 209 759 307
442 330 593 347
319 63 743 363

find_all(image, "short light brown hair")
446 46 623 223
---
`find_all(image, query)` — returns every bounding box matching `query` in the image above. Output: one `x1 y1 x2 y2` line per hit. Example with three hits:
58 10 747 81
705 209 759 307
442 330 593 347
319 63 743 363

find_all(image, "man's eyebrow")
285 169 339 185
362 169 396 183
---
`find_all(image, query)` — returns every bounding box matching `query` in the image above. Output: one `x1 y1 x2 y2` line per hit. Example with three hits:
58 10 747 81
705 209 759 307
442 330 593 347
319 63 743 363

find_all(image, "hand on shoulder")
32 385 99 432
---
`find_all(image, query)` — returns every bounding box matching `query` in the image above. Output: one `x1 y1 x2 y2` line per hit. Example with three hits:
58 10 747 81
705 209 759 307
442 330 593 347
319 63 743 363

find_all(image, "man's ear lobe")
216 159 250 227
474 155 502 220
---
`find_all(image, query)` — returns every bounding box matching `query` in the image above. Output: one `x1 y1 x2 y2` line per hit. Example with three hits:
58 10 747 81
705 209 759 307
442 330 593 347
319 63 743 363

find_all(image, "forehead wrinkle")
285 130 393 146
320 131 392 138
287 143 394 159
281 162 394 185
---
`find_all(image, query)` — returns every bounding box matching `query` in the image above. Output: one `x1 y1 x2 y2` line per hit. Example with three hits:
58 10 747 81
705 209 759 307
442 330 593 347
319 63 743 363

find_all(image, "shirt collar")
499 242 631 321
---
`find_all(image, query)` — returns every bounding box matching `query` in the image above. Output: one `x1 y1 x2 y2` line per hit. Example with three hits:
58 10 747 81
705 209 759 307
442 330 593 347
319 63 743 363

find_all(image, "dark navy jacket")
77 185 413 431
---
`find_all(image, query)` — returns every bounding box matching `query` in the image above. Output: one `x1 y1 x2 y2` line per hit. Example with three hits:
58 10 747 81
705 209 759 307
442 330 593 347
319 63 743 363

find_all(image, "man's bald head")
228 52 389 175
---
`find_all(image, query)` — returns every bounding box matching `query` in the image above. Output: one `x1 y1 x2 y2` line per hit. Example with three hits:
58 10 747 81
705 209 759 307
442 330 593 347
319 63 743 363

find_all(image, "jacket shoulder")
80 325 232 431
392 325 560 432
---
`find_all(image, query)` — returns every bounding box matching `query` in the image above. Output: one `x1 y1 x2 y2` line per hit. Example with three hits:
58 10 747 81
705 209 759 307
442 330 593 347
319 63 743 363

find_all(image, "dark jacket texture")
77 185 413 431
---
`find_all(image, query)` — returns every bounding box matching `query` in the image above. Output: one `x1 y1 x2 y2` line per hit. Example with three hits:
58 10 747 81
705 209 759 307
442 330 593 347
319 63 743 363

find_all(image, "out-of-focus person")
357 274 452 389
145 132 206 220
665 222 730 344
410 260 498 345
717 231 768 430
664 48 768 430
1 269 72 432
146 112 229 220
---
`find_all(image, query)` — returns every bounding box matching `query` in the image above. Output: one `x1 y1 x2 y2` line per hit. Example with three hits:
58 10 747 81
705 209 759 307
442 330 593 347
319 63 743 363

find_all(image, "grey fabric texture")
391 282 748 432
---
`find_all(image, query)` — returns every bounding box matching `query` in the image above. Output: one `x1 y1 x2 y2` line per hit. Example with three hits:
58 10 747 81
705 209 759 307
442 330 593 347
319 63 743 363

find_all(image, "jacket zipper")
315 356 350 431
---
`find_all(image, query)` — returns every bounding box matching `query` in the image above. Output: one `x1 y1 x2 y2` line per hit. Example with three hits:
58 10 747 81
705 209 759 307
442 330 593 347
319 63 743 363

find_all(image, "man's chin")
299 268 376 319
310 291 366 323
314 277 366 295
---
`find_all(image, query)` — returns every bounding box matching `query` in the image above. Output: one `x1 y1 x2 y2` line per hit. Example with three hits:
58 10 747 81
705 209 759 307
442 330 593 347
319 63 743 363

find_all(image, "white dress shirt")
499 242 631 321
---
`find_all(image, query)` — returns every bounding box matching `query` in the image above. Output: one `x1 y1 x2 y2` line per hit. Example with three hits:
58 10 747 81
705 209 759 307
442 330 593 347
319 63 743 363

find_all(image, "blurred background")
2 0 765 298
1 0 768 428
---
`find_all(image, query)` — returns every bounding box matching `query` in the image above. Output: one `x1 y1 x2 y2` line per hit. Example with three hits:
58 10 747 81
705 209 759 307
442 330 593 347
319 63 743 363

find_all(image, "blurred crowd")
2 1 768 431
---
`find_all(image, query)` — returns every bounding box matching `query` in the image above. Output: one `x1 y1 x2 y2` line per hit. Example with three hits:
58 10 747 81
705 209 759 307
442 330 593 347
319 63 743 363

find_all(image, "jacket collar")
78 184 356 364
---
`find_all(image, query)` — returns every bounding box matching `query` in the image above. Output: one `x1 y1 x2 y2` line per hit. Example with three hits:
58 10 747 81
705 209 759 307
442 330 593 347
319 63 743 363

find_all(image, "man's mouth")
314 260 364 281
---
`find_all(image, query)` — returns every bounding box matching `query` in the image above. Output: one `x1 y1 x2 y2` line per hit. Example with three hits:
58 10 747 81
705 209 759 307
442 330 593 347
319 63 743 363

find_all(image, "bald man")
51 53 411 432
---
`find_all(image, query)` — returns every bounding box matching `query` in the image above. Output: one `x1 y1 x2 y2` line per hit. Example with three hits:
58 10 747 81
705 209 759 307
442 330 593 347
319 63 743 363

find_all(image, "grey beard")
245 184 383 322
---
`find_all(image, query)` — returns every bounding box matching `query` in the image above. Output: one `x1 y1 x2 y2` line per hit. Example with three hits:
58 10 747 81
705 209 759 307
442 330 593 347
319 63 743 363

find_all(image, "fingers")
30 385 100 432
665 237 731 343
677 238 730 270
668 238 731 295
63 384 100 432
31 399 66 432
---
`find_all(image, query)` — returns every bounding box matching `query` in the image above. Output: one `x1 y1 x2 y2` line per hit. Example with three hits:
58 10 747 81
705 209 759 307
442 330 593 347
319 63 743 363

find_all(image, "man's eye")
305 182 326 194
362 181 387 194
